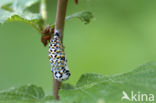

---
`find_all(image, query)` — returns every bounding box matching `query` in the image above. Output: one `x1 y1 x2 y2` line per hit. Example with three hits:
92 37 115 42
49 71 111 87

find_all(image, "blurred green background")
1 0 156 93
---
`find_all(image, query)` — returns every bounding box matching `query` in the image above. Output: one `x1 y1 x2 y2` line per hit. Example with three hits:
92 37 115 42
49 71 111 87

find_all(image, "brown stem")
53 79 61 100
53 0 68 100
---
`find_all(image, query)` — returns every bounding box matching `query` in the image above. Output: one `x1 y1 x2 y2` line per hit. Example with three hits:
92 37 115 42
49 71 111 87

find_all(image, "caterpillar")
48 31 70 81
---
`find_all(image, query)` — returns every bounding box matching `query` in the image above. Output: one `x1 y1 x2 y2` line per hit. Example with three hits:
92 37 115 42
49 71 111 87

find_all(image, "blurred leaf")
60 62 156 103
0 0 40 11
0 0 13 8
0 0 43 32
76 73 109 87
49 11 94 30
1 3 13 12
61 83 75 90
66 11 94 24
0 84 53 103
0 84 44 100
1 62 155 103
12 0 40 11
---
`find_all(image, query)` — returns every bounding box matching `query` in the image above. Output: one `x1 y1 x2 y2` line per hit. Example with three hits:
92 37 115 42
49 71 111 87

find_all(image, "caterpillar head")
53 68 70 81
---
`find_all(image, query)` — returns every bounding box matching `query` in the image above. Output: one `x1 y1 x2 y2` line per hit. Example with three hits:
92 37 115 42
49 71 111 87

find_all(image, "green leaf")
61 83 75 90
0 0 40 11
0 84 53 103
0 84 44 101
60 62 156 103
1 3 13 12
0 0 13 8
49 11 94 30
0 0 43 32
1 62 156 103
66 11 94 24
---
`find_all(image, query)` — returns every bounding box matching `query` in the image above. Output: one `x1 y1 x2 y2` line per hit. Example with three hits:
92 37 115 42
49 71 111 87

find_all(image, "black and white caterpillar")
48 31 70 81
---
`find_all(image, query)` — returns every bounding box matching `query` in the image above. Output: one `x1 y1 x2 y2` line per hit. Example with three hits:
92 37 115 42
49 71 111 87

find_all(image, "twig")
53 0 68 100
40 0 47 21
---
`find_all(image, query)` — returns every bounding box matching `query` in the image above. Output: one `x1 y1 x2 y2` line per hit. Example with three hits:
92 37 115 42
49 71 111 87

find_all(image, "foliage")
0 84 53 103
0 0 42 32
66 11 94 24
0 62 156 103
0 0 93 33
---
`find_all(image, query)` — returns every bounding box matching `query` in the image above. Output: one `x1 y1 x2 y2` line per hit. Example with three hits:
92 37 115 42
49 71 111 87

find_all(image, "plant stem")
53 0 68 100
40 0 47 21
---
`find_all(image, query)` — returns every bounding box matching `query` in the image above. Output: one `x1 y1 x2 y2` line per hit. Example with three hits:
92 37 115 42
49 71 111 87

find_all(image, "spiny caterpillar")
48 32 70 81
